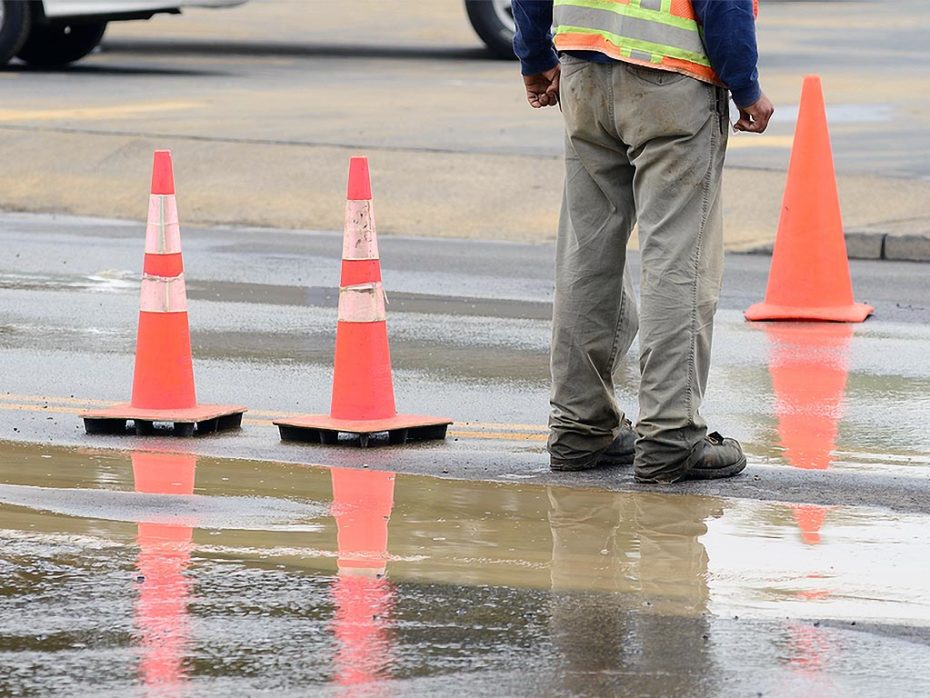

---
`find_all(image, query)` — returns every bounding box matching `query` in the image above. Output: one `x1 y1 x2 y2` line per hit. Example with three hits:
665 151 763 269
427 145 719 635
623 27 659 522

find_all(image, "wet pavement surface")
2 212 930 694
3 442 930 696
1 213 929 509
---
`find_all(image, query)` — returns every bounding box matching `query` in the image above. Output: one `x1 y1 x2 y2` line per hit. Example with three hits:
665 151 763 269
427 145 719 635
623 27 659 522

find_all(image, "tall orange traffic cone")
329 467 395 687
745 76 873 323
275 157 451 447
131 451 197 690
82 151 246 436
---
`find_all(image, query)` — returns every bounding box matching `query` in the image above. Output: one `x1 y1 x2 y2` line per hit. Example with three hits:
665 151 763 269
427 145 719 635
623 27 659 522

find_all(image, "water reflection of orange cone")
793 505 829 546
82 151 246 437
131 451 197 690
275 157 451 447
745 76 873 323
765 323 850 546
330 467 395 687
765 323 853 471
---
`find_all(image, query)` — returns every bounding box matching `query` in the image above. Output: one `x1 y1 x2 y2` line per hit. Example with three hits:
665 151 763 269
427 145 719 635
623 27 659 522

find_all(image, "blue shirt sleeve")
692 0 761 107
512 0 560 76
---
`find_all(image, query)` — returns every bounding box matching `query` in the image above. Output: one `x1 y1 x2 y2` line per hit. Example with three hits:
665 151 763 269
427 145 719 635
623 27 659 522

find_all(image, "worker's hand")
735 93 775 133
523 64 561 108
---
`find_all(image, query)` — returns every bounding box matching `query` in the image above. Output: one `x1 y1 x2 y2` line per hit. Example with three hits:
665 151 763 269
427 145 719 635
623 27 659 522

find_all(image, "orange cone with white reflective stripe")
81 151 246 436
275 157 451 447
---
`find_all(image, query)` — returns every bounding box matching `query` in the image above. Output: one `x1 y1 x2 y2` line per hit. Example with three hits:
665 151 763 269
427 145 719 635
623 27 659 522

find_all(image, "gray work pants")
549 55 729 482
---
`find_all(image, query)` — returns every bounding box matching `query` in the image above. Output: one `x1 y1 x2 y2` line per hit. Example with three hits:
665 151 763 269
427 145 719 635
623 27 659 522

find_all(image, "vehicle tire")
0 0 32 68
16 19 107 67
465 0 517 60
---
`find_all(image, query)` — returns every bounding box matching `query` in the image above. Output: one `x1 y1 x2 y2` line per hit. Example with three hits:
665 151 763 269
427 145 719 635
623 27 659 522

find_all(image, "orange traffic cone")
745 76 873 323
82 151 246 436
329 467 395 687
131 451 197 690
275 157 451 447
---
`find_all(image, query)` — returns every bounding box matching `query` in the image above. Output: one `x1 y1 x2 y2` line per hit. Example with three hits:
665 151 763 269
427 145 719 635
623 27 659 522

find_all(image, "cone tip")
347 156 372 201
151 150 175 195
802 74 824 96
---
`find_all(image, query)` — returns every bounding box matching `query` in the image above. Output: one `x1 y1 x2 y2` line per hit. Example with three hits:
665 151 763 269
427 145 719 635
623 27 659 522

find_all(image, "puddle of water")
2 443 930 695
0 269 137 294
703 315 930 473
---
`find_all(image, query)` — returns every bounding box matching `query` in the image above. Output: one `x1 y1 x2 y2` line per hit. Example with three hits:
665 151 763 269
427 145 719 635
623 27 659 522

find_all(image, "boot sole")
550 452 635 471
680 453 747 481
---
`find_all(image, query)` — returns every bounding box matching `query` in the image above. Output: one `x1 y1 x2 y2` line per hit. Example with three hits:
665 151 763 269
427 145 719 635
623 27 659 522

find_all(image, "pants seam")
687 105 718 424
606 63 616 132
605 277 627 374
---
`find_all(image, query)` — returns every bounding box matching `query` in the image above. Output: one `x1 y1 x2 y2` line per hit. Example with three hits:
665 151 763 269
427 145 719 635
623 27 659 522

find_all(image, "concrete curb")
737 230 930 262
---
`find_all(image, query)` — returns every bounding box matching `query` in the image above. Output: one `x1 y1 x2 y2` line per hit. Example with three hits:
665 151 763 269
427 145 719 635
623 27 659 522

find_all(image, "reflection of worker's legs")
548 56 639 468
632 493 717 615
628 494 721 695
547 485 632 690
547 487 722 695
548 486 634 593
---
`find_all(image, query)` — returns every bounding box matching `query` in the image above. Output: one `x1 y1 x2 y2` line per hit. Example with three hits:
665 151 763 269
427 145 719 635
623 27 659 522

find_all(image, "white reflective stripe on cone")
338 282 387 322
145 194 182 255
342 200 380 261
140 273 188 313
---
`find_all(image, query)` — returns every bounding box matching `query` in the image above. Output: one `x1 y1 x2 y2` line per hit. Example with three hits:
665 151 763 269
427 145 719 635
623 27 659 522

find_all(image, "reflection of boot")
547 486 636 593
632 493 721 616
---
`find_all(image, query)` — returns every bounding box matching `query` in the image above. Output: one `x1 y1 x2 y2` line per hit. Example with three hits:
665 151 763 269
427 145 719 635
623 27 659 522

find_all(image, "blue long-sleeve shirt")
512 0 761 107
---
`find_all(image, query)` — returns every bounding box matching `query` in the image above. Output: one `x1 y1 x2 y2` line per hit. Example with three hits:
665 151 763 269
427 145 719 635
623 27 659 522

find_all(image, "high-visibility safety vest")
553 0 758 85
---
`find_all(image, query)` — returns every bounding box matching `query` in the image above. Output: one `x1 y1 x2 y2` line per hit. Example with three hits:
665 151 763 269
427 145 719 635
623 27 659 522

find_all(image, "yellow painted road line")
0 101 203 123
727 134 794 149
2 394 547 434
0 401 547 442
449 430 546 442
0 403 87 416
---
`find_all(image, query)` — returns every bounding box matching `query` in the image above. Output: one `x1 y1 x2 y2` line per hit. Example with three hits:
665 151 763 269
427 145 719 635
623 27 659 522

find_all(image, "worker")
512 0 774 482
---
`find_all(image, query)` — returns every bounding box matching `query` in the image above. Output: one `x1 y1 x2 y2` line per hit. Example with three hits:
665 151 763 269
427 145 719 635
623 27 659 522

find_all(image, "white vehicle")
0 0 246 67
0 0 519 69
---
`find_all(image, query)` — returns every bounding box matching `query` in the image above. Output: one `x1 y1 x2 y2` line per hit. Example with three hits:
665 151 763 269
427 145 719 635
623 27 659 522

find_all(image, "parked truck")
0 0 518 69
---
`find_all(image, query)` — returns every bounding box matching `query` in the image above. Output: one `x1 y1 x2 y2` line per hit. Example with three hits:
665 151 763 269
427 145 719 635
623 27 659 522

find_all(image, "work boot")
635 432 746 483
550 419 636 471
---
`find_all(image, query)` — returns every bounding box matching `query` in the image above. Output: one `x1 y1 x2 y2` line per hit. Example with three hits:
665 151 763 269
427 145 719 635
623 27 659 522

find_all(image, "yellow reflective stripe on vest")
557 0 701 33
556 24 711 67
553 0 718 80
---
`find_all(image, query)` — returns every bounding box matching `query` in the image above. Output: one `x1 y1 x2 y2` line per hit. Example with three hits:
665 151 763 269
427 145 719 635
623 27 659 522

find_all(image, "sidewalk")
3 127 930 260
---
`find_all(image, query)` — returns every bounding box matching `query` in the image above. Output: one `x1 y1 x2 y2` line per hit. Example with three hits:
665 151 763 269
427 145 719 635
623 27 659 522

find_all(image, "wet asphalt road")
4 4 930 693
1 214 930 694
1 211 929 513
